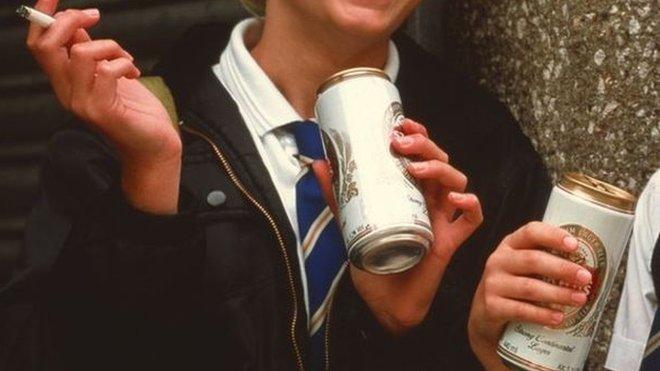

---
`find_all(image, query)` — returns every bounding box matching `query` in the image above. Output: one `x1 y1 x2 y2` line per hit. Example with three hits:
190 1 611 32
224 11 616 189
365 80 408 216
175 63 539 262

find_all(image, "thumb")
311 160 339 216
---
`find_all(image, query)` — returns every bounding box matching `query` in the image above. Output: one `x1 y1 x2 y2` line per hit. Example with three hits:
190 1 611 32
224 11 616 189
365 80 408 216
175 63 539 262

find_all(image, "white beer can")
315 68 433 274
497 173 636 371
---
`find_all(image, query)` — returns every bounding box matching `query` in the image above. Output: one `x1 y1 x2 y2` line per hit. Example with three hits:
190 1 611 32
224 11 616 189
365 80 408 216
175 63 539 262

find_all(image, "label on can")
315 71 432 269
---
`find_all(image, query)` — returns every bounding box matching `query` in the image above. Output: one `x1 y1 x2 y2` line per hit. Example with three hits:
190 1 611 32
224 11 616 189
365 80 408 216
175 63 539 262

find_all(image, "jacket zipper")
180 123 305 371
324 294 334 371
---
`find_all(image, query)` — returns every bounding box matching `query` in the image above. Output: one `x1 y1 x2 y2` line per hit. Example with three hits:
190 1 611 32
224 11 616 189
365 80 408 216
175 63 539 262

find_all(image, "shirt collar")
216 18 400 138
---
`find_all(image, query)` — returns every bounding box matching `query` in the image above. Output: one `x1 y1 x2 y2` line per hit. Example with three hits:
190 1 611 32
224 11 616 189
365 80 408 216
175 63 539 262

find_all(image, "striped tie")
290 120 348 370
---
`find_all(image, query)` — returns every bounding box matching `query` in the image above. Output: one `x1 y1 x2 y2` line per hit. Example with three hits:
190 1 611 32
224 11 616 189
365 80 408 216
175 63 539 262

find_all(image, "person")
0 0 594 369
605 169 660 371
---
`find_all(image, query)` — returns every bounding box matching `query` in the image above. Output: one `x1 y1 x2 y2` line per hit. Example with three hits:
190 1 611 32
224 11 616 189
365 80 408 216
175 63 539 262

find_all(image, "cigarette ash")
16 6 30 19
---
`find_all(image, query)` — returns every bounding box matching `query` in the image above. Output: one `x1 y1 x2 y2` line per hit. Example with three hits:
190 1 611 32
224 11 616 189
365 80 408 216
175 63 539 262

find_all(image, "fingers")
69 39 134 101
27 0 59 46
391 133 449 162
484 296 565 327
444 192 483 245
488 275 588 307
407 160 467 192
502 249 592 287
311 160 339 215
26 7 101 106
505 221 578 253
400 118 429 138
39 9 100 51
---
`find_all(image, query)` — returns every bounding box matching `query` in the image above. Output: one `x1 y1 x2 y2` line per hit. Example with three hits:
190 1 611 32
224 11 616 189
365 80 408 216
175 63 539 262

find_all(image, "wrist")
120 146 182 215
468 322 508 371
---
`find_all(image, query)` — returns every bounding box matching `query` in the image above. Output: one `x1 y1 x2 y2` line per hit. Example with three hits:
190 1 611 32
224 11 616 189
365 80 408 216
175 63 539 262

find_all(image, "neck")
250 9 390 118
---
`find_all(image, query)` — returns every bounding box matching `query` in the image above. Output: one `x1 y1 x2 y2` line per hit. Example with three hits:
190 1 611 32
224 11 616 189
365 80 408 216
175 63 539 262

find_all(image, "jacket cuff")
93 184 198 246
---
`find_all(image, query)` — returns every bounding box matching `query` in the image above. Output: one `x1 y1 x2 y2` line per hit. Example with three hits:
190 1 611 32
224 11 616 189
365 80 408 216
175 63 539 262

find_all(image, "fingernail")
449 192 465 201
551 312 564 325
571 292 587 304
410 162 427 172
576 269 592 285
563 235 578 250
396 136 413 146
83 8 100 17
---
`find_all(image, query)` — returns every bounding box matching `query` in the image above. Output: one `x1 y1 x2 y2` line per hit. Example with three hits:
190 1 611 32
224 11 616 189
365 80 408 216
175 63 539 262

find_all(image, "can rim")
558 172 636 214
349 225 431 275
317 67 390 96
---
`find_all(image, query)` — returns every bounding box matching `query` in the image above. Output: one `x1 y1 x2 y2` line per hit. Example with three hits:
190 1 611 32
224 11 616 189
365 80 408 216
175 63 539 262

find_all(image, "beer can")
497 173 636 371
315 67 433 275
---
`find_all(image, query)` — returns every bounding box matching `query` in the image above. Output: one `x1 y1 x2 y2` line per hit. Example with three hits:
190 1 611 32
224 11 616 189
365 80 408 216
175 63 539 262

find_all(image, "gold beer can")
315 68 433 274
497 173 636 371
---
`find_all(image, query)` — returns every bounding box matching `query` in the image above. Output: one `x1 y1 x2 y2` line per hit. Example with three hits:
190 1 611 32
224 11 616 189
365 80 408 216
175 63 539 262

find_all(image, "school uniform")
0 19 551 371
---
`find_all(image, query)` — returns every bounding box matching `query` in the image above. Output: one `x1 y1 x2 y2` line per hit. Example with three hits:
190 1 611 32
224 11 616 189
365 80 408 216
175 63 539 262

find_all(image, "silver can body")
497 181 635 371
315 68 433 275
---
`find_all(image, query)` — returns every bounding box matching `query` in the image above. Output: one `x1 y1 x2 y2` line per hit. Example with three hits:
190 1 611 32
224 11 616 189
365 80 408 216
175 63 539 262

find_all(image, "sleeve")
605 172 660 371
0 125 204 368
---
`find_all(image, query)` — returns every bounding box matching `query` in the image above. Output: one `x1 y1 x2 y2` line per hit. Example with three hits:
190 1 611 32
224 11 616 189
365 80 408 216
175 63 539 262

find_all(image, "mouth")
345 0 393 11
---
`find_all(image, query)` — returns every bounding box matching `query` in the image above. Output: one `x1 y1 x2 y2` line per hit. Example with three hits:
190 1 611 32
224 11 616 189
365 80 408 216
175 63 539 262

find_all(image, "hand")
314 118 483 333
26 0 181 214
467 222 592 370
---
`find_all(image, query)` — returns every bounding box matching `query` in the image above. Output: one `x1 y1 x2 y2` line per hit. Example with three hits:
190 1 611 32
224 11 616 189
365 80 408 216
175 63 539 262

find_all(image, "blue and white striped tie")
290 120 348 370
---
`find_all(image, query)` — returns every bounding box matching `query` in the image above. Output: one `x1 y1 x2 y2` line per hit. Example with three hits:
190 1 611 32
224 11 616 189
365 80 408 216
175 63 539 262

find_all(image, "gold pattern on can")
559 173 635 214
544 224 608 336
321 129 358 206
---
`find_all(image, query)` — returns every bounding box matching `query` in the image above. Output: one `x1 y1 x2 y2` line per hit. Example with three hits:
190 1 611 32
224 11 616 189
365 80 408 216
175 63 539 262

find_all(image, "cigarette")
16 5 55 28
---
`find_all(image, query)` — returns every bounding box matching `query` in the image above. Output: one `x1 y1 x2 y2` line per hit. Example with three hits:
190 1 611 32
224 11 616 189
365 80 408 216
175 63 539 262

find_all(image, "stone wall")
410 0 658 369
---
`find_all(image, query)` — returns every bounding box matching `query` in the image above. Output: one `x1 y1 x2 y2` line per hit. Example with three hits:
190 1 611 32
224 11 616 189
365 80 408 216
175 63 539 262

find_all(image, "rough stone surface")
410 1 658 369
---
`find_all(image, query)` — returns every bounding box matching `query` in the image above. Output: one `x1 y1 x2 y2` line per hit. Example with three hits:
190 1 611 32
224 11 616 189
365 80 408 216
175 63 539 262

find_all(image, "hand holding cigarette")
21 0 184 214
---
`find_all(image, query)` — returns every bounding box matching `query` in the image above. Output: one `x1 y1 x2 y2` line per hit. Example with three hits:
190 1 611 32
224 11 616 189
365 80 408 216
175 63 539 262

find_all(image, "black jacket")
0 23 551 371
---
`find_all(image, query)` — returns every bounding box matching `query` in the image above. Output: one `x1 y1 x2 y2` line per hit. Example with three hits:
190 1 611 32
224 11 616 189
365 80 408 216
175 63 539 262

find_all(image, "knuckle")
26 38 37 50
483 276 497 293
483 295 497 312
485 251 504 271
104 39 121 49
559 288 574 304
528 221 543 233
64 9 79 18
520 250 540 270
513 302 527 319
519 278 536 297
411 133 426 143
33 39 52 53
97 61 112 75
558 260 576 278
521 222 538 240
69 44 86 58
457 172 468 190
